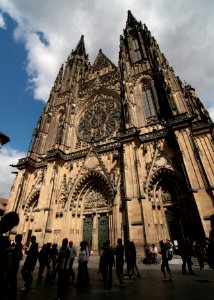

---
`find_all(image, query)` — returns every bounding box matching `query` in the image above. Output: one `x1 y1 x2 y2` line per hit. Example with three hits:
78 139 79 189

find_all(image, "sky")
0 0 213 198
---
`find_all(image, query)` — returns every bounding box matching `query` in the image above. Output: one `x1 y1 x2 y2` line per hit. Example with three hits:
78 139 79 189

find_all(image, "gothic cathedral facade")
8 12 214 255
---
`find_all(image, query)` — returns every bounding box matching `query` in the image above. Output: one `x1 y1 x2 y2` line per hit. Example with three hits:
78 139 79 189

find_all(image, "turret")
119 11 193 128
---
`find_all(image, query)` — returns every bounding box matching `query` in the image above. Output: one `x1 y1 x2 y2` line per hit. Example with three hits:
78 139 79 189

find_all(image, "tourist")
150 243 158 264
179 238 195 275
0 212 19 300
115 238 125 288
21 235 39 291
76 240 90 288
102 239 115 289
159 240 173 282
56 238 71 300
193 240 204 270
38 243 49 278
8 234 23 299
69 240 77 285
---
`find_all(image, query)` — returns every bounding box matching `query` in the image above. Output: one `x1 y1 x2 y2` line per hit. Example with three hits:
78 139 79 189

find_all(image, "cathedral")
8 11 214 255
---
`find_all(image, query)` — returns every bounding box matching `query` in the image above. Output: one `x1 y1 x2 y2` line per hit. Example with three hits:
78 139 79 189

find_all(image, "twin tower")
9 11 214 253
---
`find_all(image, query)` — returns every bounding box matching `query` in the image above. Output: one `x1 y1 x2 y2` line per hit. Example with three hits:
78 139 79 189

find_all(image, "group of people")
158 237 213 282
1 211 214 300
98 239 141 290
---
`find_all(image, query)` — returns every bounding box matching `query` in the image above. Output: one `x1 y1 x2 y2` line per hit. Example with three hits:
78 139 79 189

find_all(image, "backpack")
166 248 173 260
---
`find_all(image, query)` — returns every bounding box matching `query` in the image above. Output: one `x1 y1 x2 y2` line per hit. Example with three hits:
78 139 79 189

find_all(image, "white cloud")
0 12 6 28
0 146 25 198
0 0 213 118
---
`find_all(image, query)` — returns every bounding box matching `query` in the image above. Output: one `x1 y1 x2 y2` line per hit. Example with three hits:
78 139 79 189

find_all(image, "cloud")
0 12 6 28
0 0 213 118
0 146 25 198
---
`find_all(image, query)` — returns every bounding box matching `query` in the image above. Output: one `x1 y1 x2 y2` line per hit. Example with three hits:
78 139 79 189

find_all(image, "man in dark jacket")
115 238 125 288
21 235 38 291
102 240 115 289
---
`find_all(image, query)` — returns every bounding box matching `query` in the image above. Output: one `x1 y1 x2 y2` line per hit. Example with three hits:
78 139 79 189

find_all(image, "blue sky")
1 15 44 152
0 0 213 198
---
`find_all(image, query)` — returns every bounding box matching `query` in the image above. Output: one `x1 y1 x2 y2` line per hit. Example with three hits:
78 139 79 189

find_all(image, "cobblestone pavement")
16 257 214 300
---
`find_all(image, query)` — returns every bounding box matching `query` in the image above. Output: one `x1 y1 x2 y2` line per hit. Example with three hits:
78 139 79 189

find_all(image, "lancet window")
142 83 156 118
132 38 142 62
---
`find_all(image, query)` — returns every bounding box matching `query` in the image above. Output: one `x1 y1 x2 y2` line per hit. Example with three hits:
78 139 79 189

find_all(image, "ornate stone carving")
84 187 109 209
77 99 121 142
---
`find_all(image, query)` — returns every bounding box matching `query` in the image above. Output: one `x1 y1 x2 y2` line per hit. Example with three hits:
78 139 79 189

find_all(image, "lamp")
0 132 10 148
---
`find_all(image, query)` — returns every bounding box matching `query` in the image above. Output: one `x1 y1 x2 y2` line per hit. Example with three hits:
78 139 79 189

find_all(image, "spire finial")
126 10 139 27
75 35 86 55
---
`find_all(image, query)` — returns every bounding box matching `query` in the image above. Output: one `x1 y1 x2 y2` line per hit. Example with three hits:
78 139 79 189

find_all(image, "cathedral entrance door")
83 215 93 250
98 214 109 254
165 206 184 244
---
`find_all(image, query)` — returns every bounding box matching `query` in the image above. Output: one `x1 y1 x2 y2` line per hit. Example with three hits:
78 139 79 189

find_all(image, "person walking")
193 240 204 270
46 243 58 285
0 212 20 300
38 244 49 279
159 240 173 282
21 235 39 291
8 234 23 299
76 240 90 288
179 238 195 275
68 240 77 285
56 238 71 300
115 238 125 288
102 240 115 289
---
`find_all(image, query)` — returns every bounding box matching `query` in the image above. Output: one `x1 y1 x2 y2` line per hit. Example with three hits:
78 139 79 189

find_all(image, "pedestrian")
159 240 173 282
98 241 106 277
46 243 58 285
179 238 195 275
56 238 71 300
115 238 125 288
76 240 90 288
144 243 151 264
68 240 77 285
207 215 214 269
38 244 49 278
8 234 23 299
102 239 115 289
21 235 39 291
124 240 131 278
0 212 19 300
193 240 204 270
150 243 158 264
128 241 137 278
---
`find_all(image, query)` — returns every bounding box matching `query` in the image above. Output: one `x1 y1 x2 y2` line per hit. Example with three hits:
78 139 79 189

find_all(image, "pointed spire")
75 35 86 55
126 10 140 27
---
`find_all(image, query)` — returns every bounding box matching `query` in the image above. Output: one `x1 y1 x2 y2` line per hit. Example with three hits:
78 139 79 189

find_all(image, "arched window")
132 38 142 62
142 83 156 118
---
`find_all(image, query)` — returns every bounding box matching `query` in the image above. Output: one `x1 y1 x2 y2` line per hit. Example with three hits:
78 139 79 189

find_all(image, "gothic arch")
147 168 182 203
69 170 115 211
23 190 40 212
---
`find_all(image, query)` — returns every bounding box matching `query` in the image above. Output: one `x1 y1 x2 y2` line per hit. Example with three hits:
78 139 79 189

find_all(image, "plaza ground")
17 256 214 300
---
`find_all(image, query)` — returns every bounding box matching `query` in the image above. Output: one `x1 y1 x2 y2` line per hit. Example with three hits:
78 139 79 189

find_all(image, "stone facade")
8 11 214 255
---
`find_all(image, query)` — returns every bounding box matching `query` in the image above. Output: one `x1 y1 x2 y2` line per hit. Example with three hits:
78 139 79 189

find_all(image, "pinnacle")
75 35 86 55
126 10 140 27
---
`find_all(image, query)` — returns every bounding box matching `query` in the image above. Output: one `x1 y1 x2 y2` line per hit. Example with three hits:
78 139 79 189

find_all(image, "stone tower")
8 12 214 254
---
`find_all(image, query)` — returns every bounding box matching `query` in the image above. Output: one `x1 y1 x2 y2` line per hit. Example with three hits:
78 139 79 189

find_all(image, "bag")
166 249 173 260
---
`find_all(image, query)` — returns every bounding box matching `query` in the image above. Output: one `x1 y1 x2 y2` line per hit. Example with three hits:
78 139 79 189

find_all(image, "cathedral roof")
91 49 116 72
